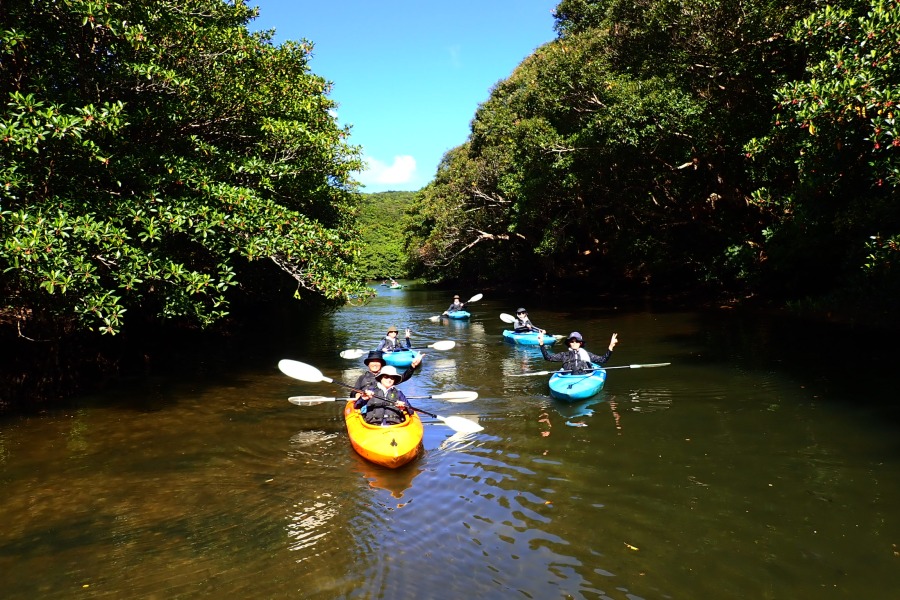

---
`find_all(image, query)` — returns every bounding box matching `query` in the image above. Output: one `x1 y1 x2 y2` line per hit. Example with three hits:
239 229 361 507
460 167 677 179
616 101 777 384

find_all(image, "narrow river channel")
1 284 898 599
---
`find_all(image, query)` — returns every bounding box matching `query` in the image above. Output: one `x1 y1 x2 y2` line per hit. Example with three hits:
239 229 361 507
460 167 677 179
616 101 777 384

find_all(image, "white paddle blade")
432 391 479 403
629 362 671 369
278 359 332 383
499 313 516 323
428 315 441 322
439 415 484 433
429 340 456 351
339 349 365 359
289 396 340 406
467 293 484 303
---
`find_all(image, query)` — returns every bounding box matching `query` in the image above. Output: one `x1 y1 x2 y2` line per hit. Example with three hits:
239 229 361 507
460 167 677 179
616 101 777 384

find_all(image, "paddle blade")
438 415 484 434
499 313 516 323
429 340 456 351
278 359 332 383
629 362 671 369
431 391 479 402
289 396 341 406
428 315 441 322
339 349 364 359
467 293 484 303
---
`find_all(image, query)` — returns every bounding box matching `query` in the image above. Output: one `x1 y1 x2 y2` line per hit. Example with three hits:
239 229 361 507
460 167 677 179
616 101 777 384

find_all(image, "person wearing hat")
443 294 465 315
353 365 414 426
537 330 618 374
512 307 545 334
349 350 420 396
375 325 412 353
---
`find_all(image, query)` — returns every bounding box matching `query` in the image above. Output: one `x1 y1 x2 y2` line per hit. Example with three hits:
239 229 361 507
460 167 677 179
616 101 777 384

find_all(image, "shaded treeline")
404 0 899 321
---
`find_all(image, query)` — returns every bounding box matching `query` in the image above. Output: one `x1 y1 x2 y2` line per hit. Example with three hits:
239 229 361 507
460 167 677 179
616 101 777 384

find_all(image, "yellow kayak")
343 401 423 468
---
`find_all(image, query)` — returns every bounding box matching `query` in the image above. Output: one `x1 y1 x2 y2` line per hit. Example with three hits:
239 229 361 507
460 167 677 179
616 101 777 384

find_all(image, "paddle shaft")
513 362 671 376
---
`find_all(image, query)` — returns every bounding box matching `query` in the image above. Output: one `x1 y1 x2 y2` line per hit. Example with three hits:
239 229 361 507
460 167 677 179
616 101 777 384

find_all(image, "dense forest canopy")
355 191 416 279
405 0 899 316
1 0 372 340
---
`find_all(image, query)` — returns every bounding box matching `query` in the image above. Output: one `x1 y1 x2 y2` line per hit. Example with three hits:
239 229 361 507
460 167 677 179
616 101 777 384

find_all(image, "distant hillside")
356 191 416 279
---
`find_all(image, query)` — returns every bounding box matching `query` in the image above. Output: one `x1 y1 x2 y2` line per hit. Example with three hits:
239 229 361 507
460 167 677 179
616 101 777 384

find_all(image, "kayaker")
512 308 545 334
443 294 465 315
354 365 414 426
376 325 412 353
350 350 420 396
537 331 618 374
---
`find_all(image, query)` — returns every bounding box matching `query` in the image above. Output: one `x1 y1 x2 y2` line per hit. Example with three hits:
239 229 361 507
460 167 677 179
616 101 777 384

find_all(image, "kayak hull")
343 401 423 468
382 350 422 368
502 330 559 345
444 310 470 320
548 364 607 401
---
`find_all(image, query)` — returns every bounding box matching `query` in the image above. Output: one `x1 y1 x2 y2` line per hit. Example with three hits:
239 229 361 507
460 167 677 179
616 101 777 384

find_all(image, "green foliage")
406 0 899 316
407 0 810 290
745 0 900 299
355 191 416 279
0 0 372 336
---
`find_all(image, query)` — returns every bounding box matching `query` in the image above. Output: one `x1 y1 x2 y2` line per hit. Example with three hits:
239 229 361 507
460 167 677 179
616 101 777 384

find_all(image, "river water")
1 284 898 599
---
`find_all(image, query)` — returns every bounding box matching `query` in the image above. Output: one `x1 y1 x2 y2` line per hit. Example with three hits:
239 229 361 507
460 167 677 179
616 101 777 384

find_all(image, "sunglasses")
516 311 526 315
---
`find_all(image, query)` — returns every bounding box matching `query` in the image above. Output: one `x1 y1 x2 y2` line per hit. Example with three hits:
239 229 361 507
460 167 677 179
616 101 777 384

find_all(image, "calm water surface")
1 284 899 599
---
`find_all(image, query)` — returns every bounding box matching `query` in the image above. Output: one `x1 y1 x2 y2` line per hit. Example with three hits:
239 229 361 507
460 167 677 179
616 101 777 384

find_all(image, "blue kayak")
548 364 607 401
502 330 560 345
382 349 422 368
444 310 470 320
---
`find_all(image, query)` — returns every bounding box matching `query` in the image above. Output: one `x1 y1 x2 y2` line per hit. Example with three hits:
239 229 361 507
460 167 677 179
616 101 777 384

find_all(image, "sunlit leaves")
1 0 371 336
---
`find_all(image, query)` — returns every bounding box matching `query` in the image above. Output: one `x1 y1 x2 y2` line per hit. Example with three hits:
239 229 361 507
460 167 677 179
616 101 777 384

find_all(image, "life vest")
513 316 533 332
381 335 404 351
360 385 409 425
563 348 593 373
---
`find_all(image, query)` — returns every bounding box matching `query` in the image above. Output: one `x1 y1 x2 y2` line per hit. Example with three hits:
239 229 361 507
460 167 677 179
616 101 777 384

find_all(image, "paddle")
277 359 484 433
429 293 483 321
289 390 479 405
510 363 672 377
339 340 456 359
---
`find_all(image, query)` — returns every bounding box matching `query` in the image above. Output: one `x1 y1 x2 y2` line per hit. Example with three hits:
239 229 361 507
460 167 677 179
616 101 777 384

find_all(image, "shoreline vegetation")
3 1 898 411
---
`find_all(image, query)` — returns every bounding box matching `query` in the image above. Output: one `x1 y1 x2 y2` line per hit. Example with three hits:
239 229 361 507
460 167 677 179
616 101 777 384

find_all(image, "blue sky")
249 1 559 193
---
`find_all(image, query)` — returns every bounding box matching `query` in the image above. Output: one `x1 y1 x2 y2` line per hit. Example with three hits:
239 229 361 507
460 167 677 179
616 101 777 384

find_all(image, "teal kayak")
444 310 470 320
548 364 607 401
502 330 559 345
382 350 422 368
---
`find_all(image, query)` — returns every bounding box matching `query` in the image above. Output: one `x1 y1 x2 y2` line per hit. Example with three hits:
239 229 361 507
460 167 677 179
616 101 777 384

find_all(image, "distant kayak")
502 330 560 345
382 349 422 368
443 310 470 320
343 400 423 468
548 364 607 401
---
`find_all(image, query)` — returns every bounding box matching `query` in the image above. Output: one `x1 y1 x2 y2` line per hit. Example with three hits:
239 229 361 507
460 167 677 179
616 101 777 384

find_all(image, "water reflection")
2 293 900 599
349 452 422 500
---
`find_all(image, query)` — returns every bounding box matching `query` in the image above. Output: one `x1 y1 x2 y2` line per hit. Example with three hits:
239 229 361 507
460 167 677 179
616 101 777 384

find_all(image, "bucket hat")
375 365 401 380
363 350 384 365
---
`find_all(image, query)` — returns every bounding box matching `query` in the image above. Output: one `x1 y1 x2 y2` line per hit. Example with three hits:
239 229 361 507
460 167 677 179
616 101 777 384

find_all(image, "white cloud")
358 155 417 185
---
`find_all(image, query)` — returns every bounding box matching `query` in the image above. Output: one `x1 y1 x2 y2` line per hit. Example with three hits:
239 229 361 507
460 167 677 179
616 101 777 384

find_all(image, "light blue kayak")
444 310 470 320
502 330 560 345
382 350 422 368
548 364 607 401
